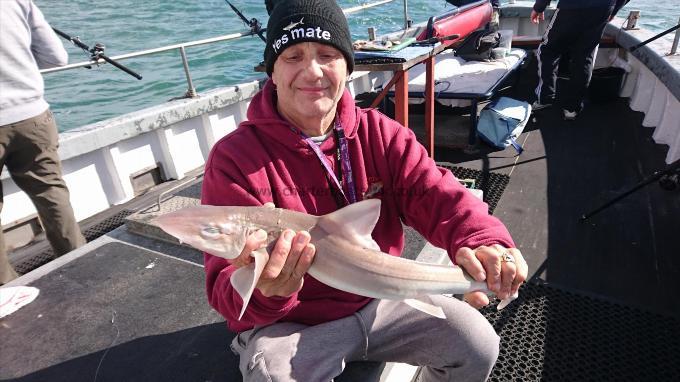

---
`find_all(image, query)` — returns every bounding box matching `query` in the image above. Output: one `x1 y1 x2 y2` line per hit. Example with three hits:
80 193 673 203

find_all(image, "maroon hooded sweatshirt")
202 79 514 333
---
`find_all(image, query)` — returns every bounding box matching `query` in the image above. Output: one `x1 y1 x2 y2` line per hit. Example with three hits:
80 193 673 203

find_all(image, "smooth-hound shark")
155 199 518 319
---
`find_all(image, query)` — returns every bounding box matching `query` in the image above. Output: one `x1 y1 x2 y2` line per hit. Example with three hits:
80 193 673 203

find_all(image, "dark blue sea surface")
35 0 677 131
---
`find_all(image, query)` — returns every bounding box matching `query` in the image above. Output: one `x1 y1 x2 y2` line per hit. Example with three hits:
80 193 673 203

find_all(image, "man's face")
271 42 348 129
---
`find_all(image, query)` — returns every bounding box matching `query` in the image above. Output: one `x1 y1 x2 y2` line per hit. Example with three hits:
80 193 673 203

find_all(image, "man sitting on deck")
202 0 528 380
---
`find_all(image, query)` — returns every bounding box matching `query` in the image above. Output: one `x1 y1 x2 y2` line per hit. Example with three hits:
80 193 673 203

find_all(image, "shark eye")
200 225 221 240
218 222 237 235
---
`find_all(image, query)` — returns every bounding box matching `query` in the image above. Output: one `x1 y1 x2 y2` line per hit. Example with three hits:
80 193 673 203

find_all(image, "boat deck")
2 59 680 381
432 60 680 319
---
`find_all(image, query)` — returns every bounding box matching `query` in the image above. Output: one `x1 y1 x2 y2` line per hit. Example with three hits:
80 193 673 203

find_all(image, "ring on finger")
501 252 515 264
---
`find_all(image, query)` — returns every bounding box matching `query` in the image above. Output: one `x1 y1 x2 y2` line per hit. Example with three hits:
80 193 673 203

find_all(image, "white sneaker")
531 101 552 111
563 109 578 120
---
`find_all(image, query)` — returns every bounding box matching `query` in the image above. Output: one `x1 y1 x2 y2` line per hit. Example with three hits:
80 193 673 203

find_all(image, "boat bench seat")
387 48 528 146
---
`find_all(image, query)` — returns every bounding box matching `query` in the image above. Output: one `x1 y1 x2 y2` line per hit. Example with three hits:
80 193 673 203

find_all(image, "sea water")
35 0 678 131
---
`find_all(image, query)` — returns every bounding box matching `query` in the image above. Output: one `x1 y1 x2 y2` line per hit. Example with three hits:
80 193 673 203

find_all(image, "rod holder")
402 0 410 30
624 10 640 30
368 27 377 41
671 17 680 55
179 46 197 98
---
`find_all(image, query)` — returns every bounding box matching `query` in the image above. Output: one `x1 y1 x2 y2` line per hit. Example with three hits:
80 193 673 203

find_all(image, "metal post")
624 10 640 30
368 27 377 41
671 17 680 55
402 0 410 29
179 46 197 98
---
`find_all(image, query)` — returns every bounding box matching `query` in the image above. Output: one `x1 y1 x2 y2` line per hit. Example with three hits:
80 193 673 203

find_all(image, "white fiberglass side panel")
60 153 111 222
643 79 669 128
623 55 680 164
619 55 639 98
629 64 655 113
206 104 242 144
162 117 206 179
652 96 680 163
109 135 161 200
1 150 115 225
0 178 36 227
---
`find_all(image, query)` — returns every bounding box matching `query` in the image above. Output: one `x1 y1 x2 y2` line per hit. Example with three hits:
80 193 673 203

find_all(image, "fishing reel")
82 42 105 69
82 42 107 68
659 170 680 191
248 17 262 35
52 27 142 79
89 43 106 61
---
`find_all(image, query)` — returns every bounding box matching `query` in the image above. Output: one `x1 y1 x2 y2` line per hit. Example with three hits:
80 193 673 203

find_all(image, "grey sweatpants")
0 109 86 284
231 295 500 381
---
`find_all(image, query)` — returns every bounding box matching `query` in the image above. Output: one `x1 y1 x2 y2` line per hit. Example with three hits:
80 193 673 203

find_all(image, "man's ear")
270 69 278 86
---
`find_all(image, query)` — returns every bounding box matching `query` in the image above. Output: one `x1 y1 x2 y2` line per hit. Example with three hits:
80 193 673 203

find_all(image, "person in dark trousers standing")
531 0 627 120
0 0 86 284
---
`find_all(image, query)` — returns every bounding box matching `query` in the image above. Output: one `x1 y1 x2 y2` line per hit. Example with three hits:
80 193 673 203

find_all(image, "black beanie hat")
264 0 354 75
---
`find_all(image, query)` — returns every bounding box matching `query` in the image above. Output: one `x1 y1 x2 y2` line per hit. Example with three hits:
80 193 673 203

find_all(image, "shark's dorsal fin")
230 248 269 320
317 199 382 251
403 296 446 319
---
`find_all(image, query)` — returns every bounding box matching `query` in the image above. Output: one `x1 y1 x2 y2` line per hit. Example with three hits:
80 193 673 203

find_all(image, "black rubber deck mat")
482 282 680 381
438 164 510 215
401 165 508 260
13 209 134 275
1 242 232 381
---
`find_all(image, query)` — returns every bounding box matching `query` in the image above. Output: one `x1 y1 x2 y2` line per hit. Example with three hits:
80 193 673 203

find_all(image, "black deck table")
353 43 452 158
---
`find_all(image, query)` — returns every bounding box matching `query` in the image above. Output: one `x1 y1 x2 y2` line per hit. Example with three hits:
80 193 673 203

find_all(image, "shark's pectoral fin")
496 291 519 310
403 297 446 319
318 199 382 251
230 248 269 320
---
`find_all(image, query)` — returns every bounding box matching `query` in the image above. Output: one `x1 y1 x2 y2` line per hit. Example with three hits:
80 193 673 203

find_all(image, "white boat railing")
41 30 259 98
40 31 258 75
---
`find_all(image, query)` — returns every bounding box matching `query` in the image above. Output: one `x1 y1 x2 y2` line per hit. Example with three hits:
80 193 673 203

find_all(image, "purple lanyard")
297 118 357 205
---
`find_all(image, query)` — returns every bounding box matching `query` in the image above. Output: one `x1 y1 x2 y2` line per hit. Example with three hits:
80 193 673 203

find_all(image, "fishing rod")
224 0 267 43
580 158 680 221
225 0 400 44
52 27 142 80
343 0 395 15
630 22 680 52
